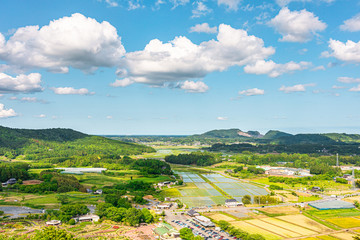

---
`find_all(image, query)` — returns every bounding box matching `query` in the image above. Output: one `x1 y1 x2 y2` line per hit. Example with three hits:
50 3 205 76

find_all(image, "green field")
306 208 360 219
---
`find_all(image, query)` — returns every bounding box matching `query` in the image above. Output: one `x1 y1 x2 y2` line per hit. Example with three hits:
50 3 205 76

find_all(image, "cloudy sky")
0 0 359 135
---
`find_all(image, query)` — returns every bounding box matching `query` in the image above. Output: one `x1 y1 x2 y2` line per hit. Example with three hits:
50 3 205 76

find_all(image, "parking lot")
171 218 235 240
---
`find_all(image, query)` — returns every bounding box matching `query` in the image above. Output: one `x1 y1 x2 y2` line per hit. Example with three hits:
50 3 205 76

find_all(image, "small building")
153 222 181 240
187 209 200 217
2 178 17 187
193 215 215 227
311 186 321 192
94 189 103 195
46 220 61 226
225 199 243 207
74 214 100 223
156 203 172 209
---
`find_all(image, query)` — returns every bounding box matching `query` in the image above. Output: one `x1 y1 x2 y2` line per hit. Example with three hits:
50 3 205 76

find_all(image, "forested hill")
0 126 155 159
191 128 360 144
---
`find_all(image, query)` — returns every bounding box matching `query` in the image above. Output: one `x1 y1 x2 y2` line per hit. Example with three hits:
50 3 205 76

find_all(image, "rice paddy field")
173 171 268 207
227 214 336 240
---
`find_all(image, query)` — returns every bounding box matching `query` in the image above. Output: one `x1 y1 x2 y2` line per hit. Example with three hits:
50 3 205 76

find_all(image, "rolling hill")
0 126 155 159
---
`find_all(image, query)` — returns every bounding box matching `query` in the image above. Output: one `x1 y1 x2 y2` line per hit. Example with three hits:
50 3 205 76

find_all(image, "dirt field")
22 180 43 185
207 213 236 222
276 215 333 233
260 206 301 215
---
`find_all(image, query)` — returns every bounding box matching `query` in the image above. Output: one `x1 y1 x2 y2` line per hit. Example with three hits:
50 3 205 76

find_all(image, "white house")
225 199 243 207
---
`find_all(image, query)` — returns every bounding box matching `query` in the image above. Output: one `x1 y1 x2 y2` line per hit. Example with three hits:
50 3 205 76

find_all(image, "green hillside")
0 126 155 159
193 128 261 139
263 130 293 139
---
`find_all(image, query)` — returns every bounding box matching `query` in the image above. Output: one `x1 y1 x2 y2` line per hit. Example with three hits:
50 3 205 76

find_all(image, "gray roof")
225 199 238 203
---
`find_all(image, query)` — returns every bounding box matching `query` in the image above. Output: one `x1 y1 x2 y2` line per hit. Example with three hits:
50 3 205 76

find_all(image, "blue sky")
0 0 359 135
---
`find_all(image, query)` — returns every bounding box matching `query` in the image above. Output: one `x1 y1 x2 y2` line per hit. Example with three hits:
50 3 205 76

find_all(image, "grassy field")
306 208 360 219
252 178 351 192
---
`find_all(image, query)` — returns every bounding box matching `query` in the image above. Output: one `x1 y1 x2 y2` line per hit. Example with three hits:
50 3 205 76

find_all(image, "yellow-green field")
326 217 360 228
230 221 282 240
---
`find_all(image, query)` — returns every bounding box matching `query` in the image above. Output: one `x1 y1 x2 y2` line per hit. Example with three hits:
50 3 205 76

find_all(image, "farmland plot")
245 219 301 238
277 215 332 233
261 217 317 235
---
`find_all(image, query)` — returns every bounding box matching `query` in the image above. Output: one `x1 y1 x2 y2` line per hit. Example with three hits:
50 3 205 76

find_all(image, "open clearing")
276 215 333 233
260 206 301 215
207 213 236 222
326 217 360 228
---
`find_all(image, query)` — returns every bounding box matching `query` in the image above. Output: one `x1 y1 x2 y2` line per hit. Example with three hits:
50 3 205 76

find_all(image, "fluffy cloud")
170 0 190 9
268 8 326 42
244 60 310 77
0 104 17 118
190 23 217 34
114 24 274 87
350 85 360 92
340 14 360 32
110 78 134 87
179 80 209 93
0 13 125 73
51 87 94 95
279 83 315 93
276 0 334 7
217 116 228 120
0 72 42 93
337 77 360 83
238 88 265 96
218 0 241 11
192 2 212 18
324 39 360 63
36 114 46 118
311 65 325 71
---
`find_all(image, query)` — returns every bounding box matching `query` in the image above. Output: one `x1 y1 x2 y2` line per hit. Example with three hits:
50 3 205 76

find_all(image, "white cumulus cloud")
268 7 327 42
114 24 274 87
218 0 241 11
244 60 310 77
338 77 360 83
192 2 212 18
350 85 360 92
324 39 360 63
0 13 125 73
276 0 334 7
279 83 315 93
190 23 217 34
0 72 42 94
217 116 228 120
238 88 265 96
51 87 94 95
110 78 134 87
340 14 360 32
0 103 17 118
179 80 209 93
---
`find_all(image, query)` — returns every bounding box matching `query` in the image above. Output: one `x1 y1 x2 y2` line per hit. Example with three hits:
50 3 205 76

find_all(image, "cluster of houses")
46 214 100 226
259 166 312 177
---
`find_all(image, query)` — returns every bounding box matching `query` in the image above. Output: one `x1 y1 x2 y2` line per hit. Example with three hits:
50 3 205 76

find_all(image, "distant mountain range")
191 128 360 144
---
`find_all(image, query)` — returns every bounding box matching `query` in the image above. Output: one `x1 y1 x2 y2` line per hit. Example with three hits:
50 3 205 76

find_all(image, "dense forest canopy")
0 126 155 161
165 152 220 166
